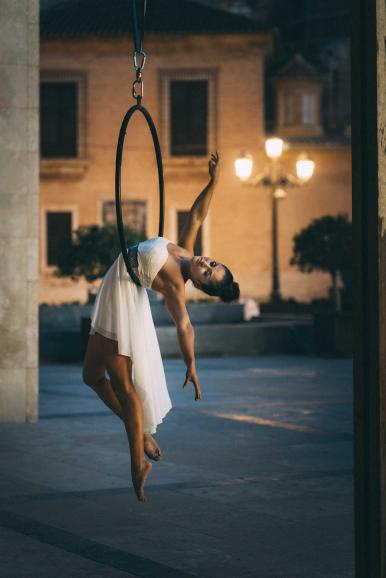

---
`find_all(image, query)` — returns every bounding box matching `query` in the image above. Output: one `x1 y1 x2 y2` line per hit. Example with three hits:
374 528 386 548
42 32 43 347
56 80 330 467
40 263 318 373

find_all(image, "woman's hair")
198 265 240 303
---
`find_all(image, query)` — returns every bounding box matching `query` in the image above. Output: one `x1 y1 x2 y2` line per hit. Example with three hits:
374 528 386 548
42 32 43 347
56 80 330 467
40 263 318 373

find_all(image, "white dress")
89 237 173 434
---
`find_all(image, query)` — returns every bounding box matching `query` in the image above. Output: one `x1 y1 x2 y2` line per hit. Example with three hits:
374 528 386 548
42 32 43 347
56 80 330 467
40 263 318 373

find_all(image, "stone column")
377 0 386 574
0 1 39 421
352 0 386 575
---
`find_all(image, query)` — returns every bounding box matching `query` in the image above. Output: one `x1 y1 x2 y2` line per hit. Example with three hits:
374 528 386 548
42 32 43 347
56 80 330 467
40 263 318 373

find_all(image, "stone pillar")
0 1 39 421
352 0 386 575
377 0 386 574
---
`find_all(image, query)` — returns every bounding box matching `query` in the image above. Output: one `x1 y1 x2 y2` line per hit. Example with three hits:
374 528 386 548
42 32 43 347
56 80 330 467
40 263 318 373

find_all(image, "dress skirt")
89 253 172 434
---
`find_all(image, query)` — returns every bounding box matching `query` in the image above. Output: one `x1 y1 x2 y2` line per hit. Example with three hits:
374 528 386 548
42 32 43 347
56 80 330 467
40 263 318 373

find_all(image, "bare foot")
144 434 162 461
132 460 152 502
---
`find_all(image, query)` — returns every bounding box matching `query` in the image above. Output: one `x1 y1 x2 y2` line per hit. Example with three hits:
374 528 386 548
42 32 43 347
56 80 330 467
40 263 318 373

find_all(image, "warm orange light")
296 157 315 181
273 188 287 199
235 152 253 181
265 137 284 159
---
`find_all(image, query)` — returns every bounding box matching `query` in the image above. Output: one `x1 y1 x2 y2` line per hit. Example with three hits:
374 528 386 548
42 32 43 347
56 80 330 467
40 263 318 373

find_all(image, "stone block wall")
0 1 39 421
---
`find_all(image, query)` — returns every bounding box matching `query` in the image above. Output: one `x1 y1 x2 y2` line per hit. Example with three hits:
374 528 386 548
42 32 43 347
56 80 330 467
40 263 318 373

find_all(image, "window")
302 94 317 124
283 92 317 126
103 200 147 234
40 82 78 158
170 80 208 156
178 211 203 255
283 92 296 125
161 70 216 158
46 212 72 266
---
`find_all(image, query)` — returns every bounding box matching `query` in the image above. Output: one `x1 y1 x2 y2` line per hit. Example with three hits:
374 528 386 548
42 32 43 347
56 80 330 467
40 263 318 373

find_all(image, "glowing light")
296 157 315 181
235 153 253 181
273 188 287 199
265 137 284 159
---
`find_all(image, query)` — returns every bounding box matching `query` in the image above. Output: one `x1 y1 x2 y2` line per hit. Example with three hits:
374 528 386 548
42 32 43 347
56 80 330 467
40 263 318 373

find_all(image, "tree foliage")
290 214 352 281
55 224 146 282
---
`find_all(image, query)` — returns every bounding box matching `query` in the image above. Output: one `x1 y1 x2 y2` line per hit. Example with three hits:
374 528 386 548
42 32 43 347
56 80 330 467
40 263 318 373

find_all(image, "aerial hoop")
115 102 165 285
115 0 165 286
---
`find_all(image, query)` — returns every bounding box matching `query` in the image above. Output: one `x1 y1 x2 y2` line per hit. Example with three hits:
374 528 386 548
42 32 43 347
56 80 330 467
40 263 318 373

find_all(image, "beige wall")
0 0 39 421
40 34 351 304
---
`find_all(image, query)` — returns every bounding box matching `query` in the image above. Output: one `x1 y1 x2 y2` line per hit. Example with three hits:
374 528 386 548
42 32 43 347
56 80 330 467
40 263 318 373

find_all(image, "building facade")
39 0 351 305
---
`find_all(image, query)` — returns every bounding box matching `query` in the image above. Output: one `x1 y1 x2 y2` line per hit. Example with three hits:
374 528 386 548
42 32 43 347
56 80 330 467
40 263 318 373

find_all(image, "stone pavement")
0 357 354 578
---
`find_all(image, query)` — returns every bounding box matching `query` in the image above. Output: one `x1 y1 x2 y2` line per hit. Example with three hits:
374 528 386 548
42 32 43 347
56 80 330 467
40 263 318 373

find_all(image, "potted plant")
290 214 352 355
55 223 145 302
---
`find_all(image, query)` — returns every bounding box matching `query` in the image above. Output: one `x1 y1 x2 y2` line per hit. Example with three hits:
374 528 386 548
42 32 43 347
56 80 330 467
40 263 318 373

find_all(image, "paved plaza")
0 357 354 578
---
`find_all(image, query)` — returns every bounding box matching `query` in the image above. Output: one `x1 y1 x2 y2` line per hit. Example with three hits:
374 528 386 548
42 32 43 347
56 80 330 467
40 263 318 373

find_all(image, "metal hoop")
115 104 165 285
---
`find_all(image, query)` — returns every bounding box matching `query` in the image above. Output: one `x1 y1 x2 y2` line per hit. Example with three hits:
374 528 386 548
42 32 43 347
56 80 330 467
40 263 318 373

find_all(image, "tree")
290 214 352 311
55 224 146 283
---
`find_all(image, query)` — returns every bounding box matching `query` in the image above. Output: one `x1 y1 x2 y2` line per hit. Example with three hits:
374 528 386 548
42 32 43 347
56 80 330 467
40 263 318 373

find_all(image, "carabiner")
133 50 147 71
132 78 144 101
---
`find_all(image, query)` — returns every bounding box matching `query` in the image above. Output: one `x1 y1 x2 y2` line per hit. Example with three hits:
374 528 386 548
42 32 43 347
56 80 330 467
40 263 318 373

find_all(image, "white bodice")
137 237 171 289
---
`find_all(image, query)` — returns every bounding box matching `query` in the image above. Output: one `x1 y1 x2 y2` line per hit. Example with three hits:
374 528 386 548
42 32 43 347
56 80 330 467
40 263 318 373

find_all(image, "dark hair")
198 266 240 303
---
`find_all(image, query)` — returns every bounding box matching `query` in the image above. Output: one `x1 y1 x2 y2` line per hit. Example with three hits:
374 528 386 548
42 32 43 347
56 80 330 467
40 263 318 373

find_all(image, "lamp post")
235 138 315 303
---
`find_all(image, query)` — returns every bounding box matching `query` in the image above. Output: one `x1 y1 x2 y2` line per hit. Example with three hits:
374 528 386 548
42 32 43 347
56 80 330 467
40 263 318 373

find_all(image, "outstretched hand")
182 365 202 401
209 151 219 180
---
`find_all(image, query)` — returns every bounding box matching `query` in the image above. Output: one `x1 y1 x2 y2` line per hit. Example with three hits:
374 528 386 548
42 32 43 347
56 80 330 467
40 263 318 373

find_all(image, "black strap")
126 244 142 286
131 0 146 54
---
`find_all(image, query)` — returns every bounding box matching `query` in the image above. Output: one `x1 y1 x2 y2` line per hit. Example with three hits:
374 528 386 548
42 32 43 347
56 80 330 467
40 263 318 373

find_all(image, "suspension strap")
130 0 147 104
131 0 146 54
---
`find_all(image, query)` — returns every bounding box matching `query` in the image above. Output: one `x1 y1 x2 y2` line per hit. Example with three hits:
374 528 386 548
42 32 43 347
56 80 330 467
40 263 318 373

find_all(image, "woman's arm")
163 285 202 400
178 152 219 254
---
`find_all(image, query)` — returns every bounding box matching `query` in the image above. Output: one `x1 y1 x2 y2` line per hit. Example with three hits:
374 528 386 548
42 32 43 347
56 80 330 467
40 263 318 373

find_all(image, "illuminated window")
302 94 317 124
283 92 317 125
284 92 296 125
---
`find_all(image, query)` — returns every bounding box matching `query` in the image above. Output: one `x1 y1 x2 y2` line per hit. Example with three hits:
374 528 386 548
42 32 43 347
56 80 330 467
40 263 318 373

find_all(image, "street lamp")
296 156 316 182
234 152 253 181
265 137 284 159
235 138 315 303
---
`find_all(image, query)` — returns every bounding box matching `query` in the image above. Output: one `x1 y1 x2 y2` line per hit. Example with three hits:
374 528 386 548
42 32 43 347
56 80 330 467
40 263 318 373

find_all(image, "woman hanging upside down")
82 152 240 501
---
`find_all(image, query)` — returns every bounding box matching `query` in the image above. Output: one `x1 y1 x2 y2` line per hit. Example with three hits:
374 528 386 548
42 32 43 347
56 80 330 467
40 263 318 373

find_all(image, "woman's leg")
83 333 162 460
82 333 124 418
83 332 154 498
104 352 152 501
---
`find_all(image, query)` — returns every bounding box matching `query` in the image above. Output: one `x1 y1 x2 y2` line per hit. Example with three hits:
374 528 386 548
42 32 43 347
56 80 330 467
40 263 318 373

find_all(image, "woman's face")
190 256 226 287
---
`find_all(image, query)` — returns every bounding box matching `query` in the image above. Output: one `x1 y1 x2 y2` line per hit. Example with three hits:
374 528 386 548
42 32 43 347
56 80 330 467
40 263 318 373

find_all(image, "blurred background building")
39 0 351 304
